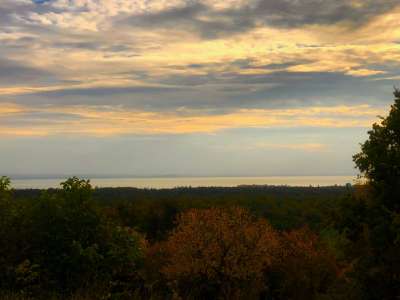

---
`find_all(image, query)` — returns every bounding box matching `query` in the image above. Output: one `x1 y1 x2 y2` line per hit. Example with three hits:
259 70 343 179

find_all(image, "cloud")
0 58 54 86
2 66 399 113
118 2 254 39
251 0 399 28
0 103 385 137
32 85 184 97
0 0 399 134
118 0 400 38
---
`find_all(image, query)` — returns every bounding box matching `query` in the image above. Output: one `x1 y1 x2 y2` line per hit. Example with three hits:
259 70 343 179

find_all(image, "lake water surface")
10 176 356 189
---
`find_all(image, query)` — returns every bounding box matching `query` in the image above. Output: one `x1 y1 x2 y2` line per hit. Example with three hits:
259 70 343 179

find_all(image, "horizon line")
5 174 358 180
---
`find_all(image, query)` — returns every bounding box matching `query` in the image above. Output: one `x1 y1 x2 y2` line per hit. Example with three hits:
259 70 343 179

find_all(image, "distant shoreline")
6 174 357 180
8 175 357 190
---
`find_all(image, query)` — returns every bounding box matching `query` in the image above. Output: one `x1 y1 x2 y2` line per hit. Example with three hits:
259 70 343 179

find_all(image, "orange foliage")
144 208 343 299
160 207 279 299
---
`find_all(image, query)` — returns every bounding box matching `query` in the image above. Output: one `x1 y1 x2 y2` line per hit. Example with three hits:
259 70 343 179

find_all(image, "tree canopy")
353 88 400 209
346 88 400 299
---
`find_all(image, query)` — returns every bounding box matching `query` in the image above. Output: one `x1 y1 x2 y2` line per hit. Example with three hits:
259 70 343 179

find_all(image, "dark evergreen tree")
353 88 400 208
349 89 400 300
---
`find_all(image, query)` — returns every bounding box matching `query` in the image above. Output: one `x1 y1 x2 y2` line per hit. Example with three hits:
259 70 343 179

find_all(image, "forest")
1 89 400 300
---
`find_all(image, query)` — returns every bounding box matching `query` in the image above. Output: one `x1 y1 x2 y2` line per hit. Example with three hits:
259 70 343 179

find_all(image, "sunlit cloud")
0 103 26 115
0 103 385 137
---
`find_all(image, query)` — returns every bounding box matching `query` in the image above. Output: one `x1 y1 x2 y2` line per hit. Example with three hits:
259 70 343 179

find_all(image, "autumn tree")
161 207 279 300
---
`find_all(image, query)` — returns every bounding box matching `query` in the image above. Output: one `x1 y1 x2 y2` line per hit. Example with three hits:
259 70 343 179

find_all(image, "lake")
9 176 357 189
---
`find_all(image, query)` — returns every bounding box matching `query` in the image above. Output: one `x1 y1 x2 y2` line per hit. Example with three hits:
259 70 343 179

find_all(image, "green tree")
0 177 18 289
0 176 11 194
348 89 400 299
60 176 92 204
353 88 400 208
0 176 12 211
19 177 145 295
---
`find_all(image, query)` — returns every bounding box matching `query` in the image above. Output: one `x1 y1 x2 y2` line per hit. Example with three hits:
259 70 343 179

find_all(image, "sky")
1 0 400 177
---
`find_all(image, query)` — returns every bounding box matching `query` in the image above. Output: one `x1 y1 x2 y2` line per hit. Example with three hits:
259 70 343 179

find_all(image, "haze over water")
10 176 356 189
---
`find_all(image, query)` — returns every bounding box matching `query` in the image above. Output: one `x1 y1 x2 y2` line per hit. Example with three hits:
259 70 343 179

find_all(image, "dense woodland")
1 89 400 300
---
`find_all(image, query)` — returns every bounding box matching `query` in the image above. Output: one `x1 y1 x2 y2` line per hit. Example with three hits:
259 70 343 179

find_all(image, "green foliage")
60 177 92 204
0 176 12 210
335 89 400 300
0 176 11 193
0 177 146 298
14 260 41 295
319 228 350 261
97 186 345 241
353 88 400 208
0 177 18 289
